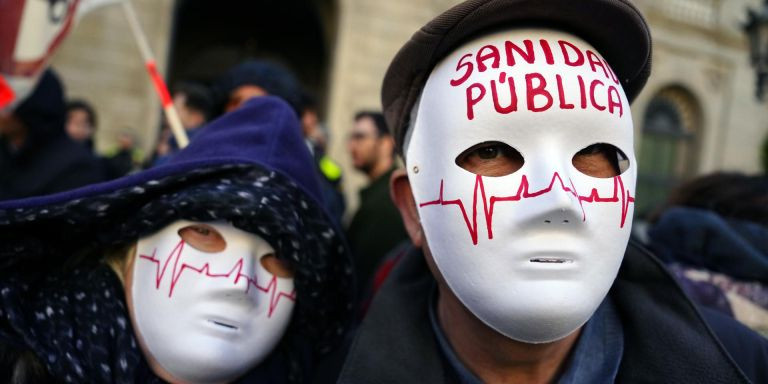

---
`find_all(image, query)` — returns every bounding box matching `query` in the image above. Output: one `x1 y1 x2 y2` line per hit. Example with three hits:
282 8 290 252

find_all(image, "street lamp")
744 0 768 100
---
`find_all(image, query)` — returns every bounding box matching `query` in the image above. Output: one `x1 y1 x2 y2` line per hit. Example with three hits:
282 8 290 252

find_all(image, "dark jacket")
338 241 768 383
648 207 768 335
0 97 354 383
649 207 768 283
0 70 104 200
346 166 408 291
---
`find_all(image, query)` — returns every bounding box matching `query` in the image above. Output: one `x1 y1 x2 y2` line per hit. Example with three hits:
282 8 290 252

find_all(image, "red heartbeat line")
138 240 296 317
419 172 634 245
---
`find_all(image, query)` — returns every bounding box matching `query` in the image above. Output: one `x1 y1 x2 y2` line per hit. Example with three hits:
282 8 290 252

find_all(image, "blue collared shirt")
429 293 624 384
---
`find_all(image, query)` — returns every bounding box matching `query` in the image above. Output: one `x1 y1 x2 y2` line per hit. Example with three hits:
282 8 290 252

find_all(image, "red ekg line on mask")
138 240 296 317
418 173 634 245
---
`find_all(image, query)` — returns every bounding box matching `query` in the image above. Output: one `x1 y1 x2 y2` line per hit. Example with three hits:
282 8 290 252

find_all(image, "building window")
637 86 701 216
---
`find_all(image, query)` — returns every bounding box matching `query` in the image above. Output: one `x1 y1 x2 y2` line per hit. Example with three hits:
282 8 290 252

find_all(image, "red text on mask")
449 39 624 120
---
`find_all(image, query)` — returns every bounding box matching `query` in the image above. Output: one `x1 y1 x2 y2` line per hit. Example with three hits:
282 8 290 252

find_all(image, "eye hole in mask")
261 254 295 278
455 141 525 177
178 224 227 252
572 143 629 178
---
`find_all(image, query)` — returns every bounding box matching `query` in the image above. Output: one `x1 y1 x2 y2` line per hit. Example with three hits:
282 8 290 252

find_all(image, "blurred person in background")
0 97 353 383
146 126 172 169
151 82 214 166
65 99 98 151
299 91 345 224
647 172 768 337
215 60 302 117
103 130 144 179
299 91 329 155
170 81 213 146
346 111 407 293
215 60 345 224
0 69 104 200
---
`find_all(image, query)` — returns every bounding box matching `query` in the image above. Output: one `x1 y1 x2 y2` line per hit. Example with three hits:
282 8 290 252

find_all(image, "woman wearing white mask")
0 96 354 383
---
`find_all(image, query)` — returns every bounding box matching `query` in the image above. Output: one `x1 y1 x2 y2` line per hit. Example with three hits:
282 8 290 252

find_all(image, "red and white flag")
0 0 122 111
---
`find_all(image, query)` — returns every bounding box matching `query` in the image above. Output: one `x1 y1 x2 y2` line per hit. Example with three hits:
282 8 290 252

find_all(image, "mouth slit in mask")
530 257 574 264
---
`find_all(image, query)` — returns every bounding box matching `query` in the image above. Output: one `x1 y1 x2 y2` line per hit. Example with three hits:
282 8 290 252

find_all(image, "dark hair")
649 172 768 225
0 344 52 384
66 99 97 129
354 111 389 137
299 90 317 115
215 60 302 116
174 82 214 121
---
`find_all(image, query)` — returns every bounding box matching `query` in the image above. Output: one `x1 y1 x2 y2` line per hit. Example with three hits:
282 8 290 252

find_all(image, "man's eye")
477 146 500 159
572 143 628 178
456 141 524 177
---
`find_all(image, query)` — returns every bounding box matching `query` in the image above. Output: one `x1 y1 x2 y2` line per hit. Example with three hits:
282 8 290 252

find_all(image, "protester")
338 1 768 383
0 97 354 383
103 130 144 179
215 60 345 224
173 82 213 134
65 99 98 150
215 60 302 117
151 82 214 166
299 91 345 223
647 172 768 336
146 126 172 169
0 70 104 201
299 91 330 156
346 111 407 291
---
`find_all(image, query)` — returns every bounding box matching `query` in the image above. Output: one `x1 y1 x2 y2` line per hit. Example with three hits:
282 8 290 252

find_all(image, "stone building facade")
50 0 768 216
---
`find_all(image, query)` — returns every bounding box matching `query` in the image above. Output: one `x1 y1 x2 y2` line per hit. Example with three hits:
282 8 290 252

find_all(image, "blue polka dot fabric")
0 164 354 382
0 265 145 383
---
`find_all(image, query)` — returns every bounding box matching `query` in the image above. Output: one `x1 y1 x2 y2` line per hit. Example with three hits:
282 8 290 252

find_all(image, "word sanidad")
448 39 625 120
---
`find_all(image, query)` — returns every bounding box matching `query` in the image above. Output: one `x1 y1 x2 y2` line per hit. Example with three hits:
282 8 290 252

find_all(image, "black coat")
338 241 768 383
346 166 408 290
0 70 104 200
0 136 105 200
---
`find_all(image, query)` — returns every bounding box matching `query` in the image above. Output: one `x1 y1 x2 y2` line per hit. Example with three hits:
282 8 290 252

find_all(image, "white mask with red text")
130 220 295 383
405 29 636 343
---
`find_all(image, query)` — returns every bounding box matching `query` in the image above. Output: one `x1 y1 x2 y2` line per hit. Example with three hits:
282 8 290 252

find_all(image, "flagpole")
121 0 188 148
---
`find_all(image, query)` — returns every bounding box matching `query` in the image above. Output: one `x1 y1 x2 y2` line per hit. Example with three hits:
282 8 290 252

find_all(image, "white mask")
130 220 295 383
406 29 635 343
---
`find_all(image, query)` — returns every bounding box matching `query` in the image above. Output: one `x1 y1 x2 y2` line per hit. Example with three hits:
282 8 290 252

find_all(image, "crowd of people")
0 0 766 383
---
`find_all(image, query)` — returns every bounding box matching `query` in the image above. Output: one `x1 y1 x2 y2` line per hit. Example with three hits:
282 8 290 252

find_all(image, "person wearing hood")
0 70 105 200
0 96 354 383
215 60 346 225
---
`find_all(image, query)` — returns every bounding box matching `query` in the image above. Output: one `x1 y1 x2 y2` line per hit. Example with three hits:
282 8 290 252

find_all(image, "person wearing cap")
338 1 768 383
0 97 353 383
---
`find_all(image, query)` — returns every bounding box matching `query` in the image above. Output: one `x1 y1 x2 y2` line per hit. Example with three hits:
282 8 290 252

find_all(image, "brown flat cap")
382 0 652 153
